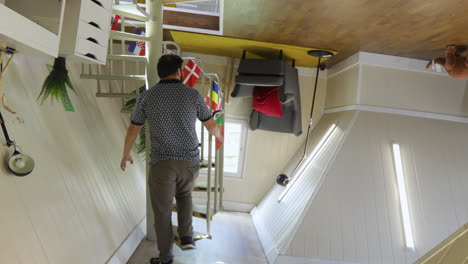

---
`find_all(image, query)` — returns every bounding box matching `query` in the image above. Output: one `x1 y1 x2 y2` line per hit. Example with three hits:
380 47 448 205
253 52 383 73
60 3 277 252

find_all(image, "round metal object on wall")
307 50 335 58
276 174 290 186
7 151 35 177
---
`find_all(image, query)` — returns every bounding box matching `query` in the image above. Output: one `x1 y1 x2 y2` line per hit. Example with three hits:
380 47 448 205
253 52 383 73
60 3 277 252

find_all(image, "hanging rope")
0 44 23 123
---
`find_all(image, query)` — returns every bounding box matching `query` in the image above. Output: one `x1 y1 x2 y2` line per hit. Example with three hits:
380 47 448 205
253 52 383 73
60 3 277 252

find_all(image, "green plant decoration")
136 123 147 155
38 57 76 112
125 85 147 156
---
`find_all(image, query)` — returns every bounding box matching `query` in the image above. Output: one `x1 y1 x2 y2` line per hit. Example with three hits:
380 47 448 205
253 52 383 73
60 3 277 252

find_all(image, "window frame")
198 115 249 179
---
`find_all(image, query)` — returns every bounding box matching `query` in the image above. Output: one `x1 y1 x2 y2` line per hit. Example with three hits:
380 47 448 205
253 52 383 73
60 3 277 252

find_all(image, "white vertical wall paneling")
286 111 468 264
356 64 362 105
251 110 358 263
0 54 146 264
403 115 466 255
366 113 393 264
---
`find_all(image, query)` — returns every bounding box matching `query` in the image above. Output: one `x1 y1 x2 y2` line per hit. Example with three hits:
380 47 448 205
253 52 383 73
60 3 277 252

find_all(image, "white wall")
251 110 358 263
326 52 468 119
0 54 146 264
287 111 468 264
184 52 328 205
325 65 359 109
360 65 468 117
251 52 468 264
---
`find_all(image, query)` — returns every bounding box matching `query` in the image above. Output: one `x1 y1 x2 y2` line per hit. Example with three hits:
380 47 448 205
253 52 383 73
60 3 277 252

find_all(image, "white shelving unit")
0 0 66 57
59 0 113 64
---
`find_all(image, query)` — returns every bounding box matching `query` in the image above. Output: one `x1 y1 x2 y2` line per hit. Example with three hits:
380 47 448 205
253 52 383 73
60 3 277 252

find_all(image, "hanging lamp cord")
0 110 14 147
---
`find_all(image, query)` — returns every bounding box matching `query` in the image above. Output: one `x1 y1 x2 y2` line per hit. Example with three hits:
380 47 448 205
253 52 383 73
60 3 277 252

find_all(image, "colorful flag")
205 81 224 150
128 28 146 56
183 59 202 87
205 80 222 111
111 15 120 31
214 112 224 150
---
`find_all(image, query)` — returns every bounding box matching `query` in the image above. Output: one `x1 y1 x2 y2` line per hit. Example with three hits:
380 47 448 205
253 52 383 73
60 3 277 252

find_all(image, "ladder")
79 0 225 243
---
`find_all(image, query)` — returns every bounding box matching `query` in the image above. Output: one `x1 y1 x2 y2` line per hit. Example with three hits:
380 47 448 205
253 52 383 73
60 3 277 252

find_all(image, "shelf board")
0 4 60 57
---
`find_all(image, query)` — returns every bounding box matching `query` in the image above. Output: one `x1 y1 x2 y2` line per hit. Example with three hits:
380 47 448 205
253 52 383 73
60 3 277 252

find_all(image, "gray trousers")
148 160 199 262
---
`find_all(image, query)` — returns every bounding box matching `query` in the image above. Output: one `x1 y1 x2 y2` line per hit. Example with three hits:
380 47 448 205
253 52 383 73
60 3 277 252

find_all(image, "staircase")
79 0 225 243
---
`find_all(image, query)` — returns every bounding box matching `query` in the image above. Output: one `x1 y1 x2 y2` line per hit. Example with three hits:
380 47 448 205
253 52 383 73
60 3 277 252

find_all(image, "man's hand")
120 154 134 171
203 118 224 143
121 123 142 172
217 126 224 144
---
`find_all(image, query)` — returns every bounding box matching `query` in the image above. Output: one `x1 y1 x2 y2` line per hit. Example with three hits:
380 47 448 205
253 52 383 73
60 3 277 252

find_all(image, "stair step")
193 185 223 192
193 175 221 192
96 93 138 99
199 160 215 168
107 54 147 62
172 204 215 220
172 226 211 244
113 4 152 22
109 31 150 42
81 74 146 80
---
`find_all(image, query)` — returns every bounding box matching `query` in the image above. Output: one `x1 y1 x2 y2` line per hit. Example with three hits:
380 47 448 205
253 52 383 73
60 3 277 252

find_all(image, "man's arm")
203 118 224 143
121 123 142 171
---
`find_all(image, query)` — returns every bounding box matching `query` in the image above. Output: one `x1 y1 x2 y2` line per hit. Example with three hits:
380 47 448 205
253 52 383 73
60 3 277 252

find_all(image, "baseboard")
192 197 255 213
222 200 255 213
251 207 280 264
324 105 468 124
106 217 147 264
328 51 449 78
276 255 362 264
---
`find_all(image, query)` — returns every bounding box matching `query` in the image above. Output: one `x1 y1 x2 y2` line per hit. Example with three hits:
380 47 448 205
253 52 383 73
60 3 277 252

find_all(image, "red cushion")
253 86 283 117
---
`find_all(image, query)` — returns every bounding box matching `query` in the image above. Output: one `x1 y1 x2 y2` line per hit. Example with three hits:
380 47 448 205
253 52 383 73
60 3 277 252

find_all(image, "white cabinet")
0 0 66 57
60 0 113 64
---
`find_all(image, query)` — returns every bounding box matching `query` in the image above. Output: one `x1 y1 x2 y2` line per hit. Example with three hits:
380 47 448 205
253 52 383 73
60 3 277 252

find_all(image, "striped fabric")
205 80 222 111
205 81 224 150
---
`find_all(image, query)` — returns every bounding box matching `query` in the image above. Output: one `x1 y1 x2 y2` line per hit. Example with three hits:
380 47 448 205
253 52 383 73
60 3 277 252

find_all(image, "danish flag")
111 15 120 31
183 59 202 87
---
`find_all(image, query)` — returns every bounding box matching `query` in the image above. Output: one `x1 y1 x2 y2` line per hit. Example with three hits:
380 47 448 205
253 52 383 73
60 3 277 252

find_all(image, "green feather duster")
38 57 77 112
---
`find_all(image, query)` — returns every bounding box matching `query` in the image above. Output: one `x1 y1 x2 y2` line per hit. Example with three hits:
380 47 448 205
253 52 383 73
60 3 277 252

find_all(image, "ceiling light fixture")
392 143 415 249
278 123 337 202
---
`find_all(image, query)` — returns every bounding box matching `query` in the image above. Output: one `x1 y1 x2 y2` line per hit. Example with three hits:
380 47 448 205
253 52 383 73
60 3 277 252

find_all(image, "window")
196 116 248 178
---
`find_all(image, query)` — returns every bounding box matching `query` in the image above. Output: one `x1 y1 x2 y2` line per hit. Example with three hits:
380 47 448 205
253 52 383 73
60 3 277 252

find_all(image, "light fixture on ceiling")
277 123 337 202
392 143 415 249
276 49 334 188
0 111 35 176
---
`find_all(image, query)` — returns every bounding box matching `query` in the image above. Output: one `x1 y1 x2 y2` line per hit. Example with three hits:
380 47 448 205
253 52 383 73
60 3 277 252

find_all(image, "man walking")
120 54 223 264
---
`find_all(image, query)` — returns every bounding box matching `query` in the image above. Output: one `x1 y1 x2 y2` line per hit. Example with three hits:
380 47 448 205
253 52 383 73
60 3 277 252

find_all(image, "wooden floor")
223 0 468 66
127 212 267 264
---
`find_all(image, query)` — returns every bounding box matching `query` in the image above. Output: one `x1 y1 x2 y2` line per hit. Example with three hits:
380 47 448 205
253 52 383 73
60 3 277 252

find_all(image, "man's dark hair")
157 54 184 78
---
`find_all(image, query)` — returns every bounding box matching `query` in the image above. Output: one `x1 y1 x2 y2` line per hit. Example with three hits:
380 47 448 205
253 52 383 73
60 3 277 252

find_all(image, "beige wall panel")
325 65 359 109
0 54 146 264
361 65 468 116
289 111 468 263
